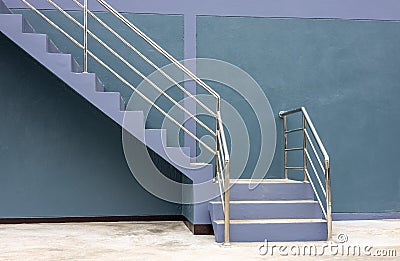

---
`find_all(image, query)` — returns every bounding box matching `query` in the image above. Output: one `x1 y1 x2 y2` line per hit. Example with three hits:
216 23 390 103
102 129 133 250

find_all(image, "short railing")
19 0 231 244
279 107 332 240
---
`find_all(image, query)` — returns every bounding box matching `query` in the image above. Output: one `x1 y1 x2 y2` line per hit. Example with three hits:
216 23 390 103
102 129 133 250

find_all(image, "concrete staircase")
209 179 327 242
0 0 329 242
0 2 215 227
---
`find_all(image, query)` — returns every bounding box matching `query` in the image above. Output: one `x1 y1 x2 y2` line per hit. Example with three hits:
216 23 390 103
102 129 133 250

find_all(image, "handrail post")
283 115 288 179
215 130 221 182
325 160 332 240
303 114 308 182
216 100 220 179
223 160 230 245
83 0 88 72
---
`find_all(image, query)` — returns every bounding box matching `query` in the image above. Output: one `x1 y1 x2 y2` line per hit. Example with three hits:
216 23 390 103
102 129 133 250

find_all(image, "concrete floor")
0 220 399 260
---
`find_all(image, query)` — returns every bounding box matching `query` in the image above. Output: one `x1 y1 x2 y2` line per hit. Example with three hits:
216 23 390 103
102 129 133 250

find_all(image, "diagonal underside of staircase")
0 1 328 242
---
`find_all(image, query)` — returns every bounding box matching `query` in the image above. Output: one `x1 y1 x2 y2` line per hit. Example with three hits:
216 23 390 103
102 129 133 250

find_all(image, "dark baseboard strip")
183 220 214 235
0 215 185 224
333 212 400 221
0 215 214 235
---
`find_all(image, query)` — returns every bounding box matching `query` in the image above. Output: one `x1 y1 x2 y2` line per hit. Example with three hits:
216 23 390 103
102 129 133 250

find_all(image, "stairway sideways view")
0 0 329 242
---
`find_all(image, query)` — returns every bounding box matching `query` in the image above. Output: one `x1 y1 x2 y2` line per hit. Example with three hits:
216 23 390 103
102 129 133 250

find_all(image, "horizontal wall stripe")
3 0 400 20
333 212 400 221
0 215 214 235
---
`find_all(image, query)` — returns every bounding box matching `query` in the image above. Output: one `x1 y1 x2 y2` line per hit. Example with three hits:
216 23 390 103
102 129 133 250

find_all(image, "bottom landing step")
213 219 327 243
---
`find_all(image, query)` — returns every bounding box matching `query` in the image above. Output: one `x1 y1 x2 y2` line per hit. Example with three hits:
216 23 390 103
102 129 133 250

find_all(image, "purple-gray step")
213 219 328 243
230 179 314 200
209 200 324 220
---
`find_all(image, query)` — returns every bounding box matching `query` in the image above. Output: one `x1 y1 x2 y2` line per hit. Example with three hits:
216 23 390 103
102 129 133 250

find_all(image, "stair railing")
19 0 231 244
279 107 331 240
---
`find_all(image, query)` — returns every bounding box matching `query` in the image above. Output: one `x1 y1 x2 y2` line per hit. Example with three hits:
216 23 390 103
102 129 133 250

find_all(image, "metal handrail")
19 0 231 244
96 0 220 102
280 108 329 161
279 107 331 240
34 0 215 153
46 0 216 138
70 0 216 118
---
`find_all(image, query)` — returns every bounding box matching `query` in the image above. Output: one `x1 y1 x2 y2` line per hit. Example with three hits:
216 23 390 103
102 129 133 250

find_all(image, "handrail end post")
83 0 88 72
325 159 332 241
223 161 230 245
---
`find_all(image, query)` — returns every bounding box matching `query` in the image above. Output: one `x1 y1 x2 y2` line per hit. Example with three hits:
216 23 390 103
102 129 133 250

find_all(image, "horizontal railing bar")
88 33 217 137
301 108 329 161
285 127 304 134
279 108 302 117
284 167 304 170
217 132 226 162
49 0 216 137
71 0 216 118
279 107 329 162
217 112 229 161
87 49 216 154
305 169 327 218
305 129 325 173
97 0 220 100
47 0 216 136
285 147 303 151
305 149 326 196
21 0 83 49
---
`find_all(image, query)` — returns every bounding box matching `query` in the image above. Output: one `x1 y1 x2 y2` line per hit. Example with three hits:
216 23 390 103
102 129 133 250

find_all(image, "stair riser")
210 202 324 220
0 14 22 32
44 54 75 73
230 183 314 200
214 222 327 243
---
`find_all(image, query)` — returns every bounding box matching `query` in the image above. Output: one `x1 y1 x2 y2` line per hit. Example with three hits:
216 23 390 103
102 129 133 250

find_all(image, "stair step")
233 178 303 183
229 180 314 200
164 147 191 167
0 14 23 32
214 200 315 204
209 200 323 220
20 33 48 53
94 92 124 112
213 218 327 242
214 218 325 224
44 53 74 73
121 111 145 140
145 129 167 147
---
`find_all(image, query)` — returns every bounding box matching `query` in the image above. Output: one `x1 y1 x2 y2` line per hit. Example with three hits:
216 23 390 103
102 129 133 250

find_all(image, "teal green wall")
0 32 183 218
197 16 400 213
2 9 400 216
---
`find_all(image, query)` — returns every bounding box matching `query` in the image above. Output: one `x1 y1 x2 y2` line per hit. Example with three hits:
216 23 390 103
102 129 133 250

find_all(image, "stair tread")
233 179 308 184
214 218 326 224
190 162 209 166
211 200 317 204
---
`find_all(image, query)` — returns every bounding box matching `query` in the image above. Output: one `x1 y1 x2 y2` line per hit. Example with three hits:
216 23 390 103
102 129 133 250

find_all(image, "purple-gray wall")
3 0 400 20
